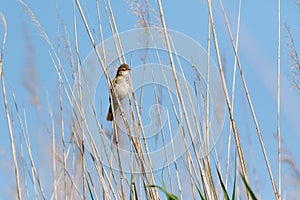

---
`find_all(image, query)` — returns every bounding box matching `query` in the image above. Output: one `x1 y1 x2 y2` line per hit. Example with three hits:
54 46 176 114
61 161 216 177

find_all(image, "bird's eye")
122 68 125 71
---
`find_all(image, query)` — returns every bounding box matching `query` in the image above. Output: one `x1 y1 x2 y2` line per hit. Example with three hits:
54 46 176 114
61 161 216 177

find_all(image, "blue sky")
1 0 300 199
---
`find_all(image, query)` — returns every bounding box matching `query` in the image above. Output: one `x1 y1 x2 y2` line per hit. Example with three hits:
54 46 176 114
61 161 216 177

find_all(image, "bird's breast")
114 80 130 100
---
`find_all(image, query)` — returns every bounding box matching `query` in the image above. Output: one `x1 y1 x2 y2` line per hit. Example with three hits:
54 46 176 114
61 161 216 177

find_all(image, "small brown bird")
106 64 131 121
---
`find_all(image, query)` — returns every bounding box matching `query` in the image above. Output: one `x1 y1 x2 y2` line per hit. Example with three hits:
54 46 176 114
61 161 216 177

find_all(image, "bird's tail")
106 104 113 121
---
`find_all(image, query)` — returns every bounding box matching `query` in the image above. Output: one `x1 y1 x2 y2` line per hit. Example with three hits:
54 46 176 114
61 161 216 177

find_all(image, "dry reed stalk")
114 130 126 199
12 92 46 199
14 1 286 199
102 0 123 65
23 110 39 199
60 16 120 198
150 67 175 193
70 138 76 199
166 110 183 199
58 54 67 200
88 170 101 200
190 37 219 200
120 43 162 199
126 0 151 123
18 112 29 200
70 126 85 200
205 11 212 194
61 154 84 199
224 0 241 188
46 94 58 200
169 15 213 200
277 0 281 199
45 31 121 198
50 52 119 199
120 42 163 200
219 0 279 199
74 0 131 157
74 2 160 198
147 51 203 198
201 16 222 197
0 13 22 200
48 131 80 199
169 35 217 198
206 0 249 195
156 1 214 198
96 0 107 69
145 14 206 200
19 133 29 200
57 33 67 200
146 30 200 197
189 160 197 200
102 4 128 193
70 2 87 198
73 2 123 198
130 76 158 180
22 24 41 111
105 0 125 63
206 15 211 144
139 31 193 197
56 16 86 195
127 86 160 199
55 15 87 199
125 82 160 199
152 35 204 200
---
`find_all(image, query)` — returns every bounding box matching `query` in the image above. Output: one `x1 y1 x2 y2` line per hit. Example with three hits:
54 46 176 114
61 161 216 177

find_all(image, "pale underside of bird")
106 63 131 121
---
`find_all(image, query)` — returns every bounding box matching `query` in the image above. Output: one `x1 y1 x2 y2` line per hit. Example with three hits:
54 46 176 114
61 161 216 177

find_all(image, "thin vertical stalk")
156 1 212 198
107 0 126 63
166 110 183 199
205 7 211 166
14 100 36 200
70 138 76 199
72 2 84 197
150 67 174 193
48 96 58 200
60 6 67 198
0 13 22 200
148 30 203 196
96 0 107 69
13 97 41 200
48 52 116 199
19 136 29 200
94 0 158 195
206 0 249 189
13 94 46 200
71 1 86 198
219 1 279 199
95 11 108 197
224 0 242 188
277 0 281 199
103 0 124 64
81 141 86 200
59 60 67 200
205 14 218 200
54 6 61 199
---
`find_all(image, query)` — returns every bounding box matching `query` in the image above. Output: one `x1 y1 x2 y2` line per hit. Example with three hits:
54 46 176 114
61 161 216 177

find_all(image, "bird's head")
116 63 131 76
